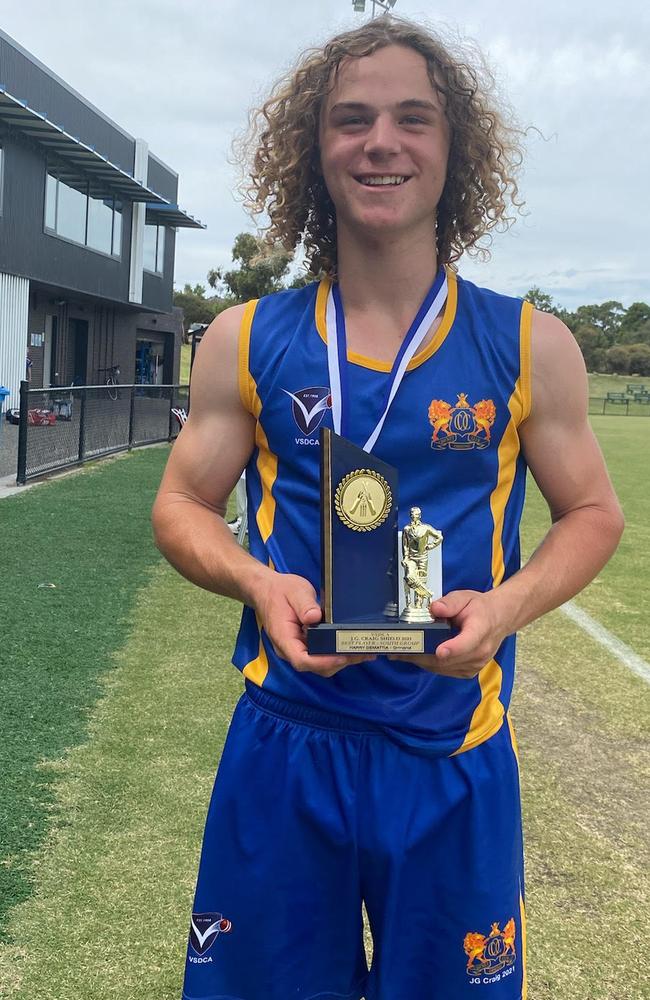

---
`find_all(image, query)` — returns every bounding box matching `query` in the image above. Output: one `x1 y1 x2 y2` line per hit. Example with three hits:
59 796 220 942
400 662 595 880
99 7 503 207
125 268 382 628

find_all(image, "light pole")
352 0 398 17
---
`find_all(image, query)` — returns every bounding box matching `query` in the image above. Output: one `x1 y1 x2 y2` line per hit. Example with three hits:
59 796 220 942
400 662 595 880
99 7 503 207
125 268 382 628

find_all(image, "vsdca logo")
283 386 331 436
189 912 232 956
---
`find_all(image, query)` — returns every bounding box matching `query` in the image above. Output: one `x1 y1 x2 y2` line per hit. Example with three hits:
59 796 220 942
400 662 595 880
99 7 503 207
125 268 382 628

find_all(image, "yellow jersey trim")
315 278 329 349
237 299 259 414
507 712 520 767
314 269 458 372
490 380 523 588
508 711 526 1000
516 301 533 424
241 303 277 687
520 891 528 999
453 373 524 757
450 658 504 756
249 379 278 546
240 299 279 546
242 613 269 686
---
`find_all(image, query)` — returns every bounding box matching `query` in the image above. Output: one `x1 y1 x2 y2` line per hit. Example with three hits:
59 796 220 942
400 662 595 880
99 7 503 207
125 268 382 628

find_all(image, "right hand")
254 572 370 677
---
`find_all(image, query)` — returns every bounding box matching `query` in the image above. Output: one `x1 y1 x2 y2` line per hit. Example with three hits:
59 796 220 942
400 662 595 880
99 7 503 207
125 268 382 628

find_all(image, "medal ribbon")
325 266 448 452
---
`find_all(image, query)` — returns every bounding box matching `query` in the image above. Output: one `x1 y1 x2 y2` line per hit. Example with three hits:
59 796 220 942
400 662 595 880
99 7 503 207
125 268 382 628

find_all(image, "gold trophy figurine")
400 507 443 623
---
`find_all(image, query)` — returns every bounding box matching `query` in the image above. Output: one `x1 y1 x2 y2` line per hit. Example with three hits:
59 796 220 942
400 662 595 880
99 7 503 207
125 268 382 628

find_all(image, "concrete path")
0 473 36 499
0 420 18 479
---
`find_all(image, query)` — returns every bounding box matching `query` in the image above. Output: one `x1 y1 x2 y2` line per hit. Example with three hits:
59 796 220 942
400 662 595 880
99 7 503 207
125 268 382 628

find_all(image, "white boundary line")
560 600 650 685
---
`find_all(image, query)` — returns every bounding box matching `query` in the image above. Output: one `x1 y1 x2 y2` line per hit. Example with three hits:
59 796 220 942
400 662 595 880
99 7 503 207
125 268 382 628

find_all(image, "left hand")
388 589 507 679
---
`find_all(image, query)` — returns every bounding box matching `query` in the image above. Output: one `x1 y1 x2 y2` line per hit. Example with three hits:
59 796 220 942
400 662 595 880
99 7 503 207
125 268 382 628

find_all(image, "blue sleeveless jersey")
232 269 533 757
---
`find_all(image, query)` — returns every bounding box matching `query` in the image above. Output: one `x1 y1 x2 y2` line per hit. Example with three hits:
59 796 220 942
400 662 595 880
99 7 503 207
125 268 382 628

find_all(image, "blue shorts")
182 683 526 1000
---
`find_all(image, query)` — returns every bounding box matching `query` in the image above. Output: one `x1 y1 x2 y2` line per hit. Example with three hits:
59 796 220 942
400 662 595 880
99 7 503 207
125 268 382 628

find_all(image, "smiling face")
318 44 451 245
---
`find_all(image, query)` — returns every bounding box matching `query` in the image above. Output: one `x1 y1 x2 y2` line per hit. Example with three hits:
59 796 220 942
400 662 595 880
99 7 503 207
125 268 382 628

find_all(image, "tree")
605 345 631 374
524 286 555 313
618 302 650 345
289 272 315 289
620 301 650 331
573 325 609 372
625 343 650 376
523 287 573 326
573 301 625 344
208 233 293 303
172 284 227 341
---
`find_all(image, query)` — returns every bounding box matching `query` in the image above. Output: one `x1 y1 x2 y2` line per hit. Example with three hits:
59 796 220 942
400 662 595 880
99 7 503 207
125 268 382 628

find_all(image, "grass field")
0 422 648 999
587 372 648 397
0 451 165 930
180 343 191 385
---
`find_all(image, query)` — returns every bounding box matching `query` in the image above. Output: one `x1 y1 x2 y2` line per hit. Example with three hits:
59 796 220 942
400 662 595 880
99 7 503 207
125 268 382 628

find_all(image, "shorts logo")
283 386 331 436
189 912 232 955
464 918 516 977
428 393 496 450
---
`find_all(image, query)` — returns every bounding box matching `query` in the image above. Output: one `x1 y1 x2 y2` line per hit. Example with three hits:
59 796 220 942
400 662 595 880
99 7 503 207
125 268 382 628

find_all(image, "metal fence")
16 380 189 483
589 396 650 416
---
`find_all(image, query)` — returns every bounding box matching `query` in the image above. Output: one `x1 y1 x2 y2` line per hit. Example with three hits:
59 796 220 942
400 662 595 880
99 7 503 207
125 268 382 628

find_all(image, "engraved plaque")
336 631 425 654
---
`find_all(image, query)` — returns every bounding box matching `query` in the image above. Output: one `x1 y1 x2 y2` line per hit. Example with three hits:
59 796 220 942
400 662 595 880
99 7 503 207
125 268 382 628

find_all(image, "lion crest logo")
428 392 496 450
463 918 516 976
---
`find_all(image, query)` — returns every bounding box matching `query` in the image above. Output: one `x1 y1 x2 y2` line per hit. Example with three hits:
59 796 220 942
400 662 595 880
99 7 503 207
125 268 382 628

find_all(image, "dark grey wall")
27 289 182 390
0 31 187 318
0 130 132 301
0 34 135 174
0 33 181 204
0 130 179 312
142 226 176 313
135 305 183 383
147 156 178 203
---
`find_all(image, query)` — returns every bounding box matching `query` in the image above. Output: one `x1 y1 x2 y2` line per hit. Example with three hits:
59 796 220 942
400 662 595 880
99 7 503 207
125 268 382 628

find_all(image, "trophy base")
400 605 438 623
307 620 452 656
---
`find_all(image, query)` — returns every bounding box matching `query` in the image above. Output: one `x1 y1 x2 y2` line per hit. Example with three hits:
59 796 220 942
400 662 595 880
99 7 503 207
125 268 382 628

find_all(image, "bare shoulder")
521 311 622 526
195 302 248 365
154 301 255 512
189 303 249 416
529 309 588 420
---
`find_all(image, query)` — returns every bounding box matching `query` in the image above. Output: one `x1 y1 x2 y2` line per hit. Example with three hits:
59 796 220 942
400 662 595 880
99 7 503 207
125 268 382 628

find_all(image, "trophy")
307 429 453 655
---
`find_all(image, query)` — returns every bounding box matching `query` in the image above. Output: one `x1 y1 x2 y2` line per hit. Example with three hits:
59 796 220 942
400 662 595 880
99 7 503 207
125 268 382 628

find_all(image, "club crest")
428 393 496 450
283 386 331 436
463 918 516 976
189 912 232 955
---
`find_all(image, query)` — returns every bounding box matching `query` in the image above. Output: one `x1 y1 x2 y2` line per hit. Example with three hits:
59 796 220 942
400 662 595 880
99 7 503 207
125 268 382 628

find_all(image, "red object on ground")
27 409 56 426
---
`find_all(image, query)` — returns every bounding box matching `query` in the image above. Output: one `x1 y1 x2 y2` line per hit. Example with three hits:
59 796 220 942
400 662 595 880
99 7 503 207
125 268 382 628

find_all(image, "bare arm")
402 309 624 677
152 304 266 604
152 305 363 676
480 310 624 633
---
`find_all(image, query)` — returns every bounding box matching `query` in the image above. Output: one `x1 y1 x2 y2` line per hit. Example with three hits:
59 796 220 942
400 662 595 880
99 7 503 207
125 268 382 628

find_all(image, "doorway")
69 318 89 385
135 332 173 385
43 315 59 388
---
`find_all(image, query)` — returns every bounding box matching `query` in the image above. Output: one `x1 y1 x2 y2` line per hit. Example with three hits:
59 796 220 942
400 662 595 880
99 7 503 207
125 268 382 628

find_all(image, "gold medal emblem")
334 469 393 532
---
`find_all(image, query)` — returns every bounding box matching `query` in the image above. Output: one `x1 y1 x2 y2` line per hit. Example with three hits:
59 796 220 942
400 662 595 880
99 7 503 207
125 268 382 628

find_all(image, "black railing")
16 381 188 484
588 395 650 416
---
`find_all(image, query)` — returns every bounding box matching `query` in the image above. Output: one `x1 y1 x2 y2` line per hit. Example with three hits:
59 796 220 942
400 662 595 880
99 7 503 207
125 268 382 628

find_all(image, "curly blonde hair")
241 15 524 276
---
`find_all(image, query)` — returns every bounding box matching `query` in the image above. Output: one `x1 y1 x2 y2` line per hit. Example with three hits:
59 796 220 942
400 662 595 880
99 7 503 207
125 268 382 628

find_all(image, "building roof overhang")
0 86 168 203
145 203 205 230
0 85 205 229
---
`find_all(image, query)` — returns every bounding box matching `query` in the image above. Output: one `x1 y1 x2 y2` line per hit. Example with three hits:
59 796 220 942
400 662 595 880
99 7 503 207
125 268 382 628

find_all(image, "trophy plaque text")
307 429 453 655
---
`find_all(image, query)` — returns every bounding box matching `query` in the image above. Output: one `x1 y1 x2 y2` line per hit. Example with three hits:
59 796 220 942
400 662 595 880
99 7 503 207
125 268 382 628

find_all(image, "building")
0 28 204 409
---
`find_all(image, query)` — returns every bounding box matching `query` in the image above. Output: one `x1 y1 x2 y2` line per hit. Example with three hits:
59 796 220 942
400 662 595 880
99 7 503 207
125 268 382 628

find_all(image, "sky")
1 0 648 309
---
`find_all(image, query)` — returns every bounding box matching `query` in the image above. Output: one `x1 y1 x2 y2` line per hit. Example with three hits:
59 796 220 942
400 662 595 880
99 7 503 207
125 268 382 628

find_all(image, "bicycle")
97 364 121 401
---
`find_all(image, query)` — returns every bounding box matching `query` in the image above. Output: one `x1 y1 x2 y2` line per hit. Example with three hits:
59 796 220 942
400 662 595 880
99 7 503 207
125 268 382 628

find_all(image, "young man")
152 17 623 1000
